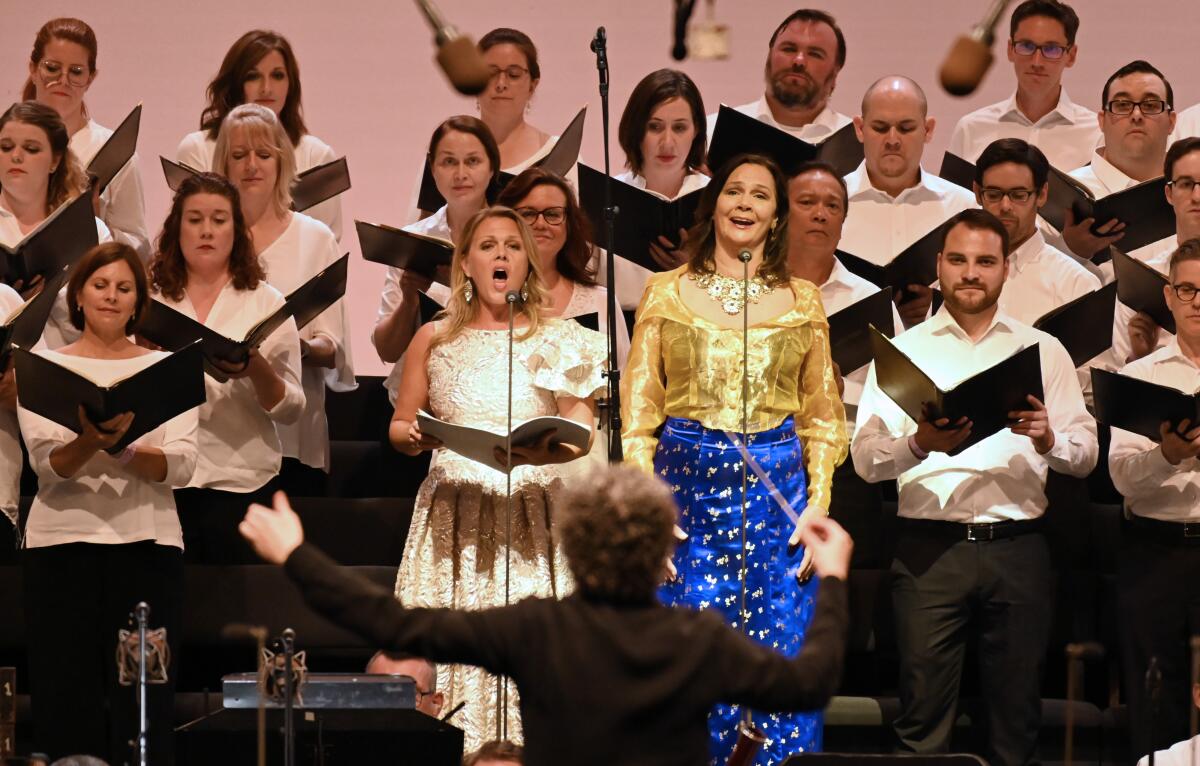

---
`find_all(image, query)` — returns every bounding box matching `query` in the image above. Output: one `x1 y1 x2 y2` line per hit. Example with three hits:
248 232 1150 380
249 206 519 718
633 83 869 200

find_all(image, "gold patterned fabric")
395 319 606 752
621 267 848 511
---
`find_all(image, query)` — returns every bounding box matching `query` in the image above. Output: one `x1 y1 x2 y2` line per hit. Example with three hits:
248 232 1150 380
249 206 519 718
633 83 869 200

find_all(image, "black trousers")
891 527 1052 766
175 478 280 564
22 541 183 765
828 459 884 568
1116 523 1200 761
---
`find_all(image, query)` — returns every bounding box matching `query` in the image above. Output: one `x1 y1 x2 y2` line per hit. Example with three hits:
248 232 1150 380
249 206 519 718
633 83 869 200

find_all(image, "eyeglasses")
1170 283 1200 302
1168 177 1200 194
979 187 1036 204
515 206 566 226
37 59 90 88
488 65 529 82
1011 40 1070 60
1105 98 1171 116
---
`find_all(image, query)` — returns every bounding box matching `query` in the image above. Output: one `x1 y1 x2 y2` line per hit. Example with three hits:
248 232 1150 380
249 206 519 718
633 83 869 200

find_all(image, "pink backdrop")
3 0 1198 374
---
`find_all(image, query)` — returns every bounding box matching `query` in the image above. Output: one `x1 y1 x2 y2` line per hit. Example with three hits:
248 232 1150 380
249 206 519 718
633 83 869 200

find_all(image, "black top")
285 543 849 766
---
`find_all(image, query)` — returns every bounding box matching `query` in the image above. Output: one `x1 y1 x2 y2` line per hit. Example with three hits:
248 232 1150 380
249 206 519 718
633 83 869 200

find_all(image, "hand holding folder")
356 221 453 283
0 192 98 288
1092 368 1200 442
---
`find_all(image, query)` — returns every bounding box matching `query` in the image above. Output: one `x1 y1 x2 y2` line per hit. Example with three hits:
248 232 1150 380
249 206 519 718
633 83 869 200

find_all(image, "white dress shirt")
946 88 1101 171
70 119 151 261
156 281 305 492
176 129 343 240
1170 103 1200 142
258 213 355 471
839 163 977 266
998 229 1102 324
597 170 710 310
17 349 199 549
0 284 26 527
852 307 1098 522
1109 338 1200 521
1137 735 1200 766
705 98 852 143
1110 237 1175 368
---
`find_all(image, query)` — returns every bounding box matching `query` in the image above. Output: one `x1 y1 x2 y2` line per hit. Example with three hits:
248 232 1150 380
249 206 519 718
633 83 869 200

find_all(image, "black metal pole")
282 628 296 766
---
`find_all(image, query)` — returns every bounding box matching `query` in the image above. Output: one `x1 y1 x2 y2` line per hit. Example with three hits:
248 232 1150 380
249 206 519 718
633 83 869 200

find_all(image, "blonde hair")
212 103 296 218
431 207 547 350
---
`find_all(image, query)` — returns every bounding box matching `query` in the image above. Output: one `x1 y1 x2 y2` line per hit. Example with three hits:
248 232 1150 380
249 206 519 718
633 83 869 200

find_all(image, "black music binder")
706 105 863 176
160 156 201 191
829 289 894 372
356 221 453 282
1041 168 1174 252
87 104 141 194
837 217 953 290
0 191 98 286
290 156 351 212
569 311 599 332
1032 281 1119 366
577 164 703 269
0 267 69 365
938 151 977 191
417 290 444 326
1092 367 1200 441
1112 247 1174 334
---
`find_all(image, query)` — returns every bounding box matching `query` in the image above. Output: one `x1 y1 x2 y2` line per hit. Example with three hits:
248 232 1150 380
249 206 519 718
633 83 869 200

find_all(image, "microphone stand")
591 26 623 463
497 290 520 741
134 602 150 766
1191 637 1200 766
1148 656 1162 766
281 628 296 766
1064 642 1104 766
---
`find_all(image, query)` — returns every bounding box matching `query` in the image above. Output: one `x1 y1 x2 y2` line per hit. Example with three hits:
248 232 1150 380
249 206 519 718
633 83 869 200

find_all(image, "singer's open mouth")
729 216 755 229
492 267 509 290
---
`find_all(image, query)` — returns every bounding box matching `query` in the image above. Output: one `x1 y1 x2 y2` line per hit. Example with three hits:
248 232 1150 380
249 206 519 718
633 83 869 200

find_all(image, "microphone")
939 0 1013 97
412 0 491 95
738 250 752 263
672 0 698 61
505 290 523 304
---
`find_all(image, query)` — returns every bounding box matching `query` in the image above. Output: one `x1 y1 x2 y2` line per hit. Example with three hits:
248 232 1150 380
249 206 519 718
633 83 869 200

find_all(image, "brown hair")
213 103 297 217
1169 238 1200 281
478 28 540 81
686 153 790 286
561 464 678 603
22 17 98 102
67 242 150 335
199 30 307 146
939 208 1011 257
496 168 597 286
151 173 264 302
1165 137 1200 181
768 9 846 69
463 740 525 766
617 69 707 176
427 116 501 188
0 101 88 214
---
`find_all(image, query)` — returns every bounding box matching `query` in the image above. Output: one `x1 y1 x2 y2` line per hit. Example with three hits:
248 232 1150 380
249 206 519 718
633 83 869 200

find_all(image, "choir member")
213 103 353 492
852 209 1097 766
151 173 304 563
18 242 198 763
176 30 343 239
622 153 847 761
23 17 150 260
946 0 1099 171
477 28 555 174
1172 102 1200 142
389 206 605 750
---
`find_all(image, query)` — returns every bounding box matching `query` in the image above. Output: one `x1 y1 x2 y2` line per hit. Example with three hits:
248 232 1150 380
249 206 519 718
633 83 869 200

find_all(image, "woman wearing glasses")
22 18 150 261
177 30 343 239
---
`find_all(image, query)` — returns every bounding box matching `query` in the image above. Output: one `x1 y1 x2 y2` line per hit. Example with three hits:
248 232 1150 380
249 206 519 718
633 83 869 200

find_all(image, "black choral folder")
0 267 70 365
290 157 351 213
868 326 1044 454
837 217 952 291
1092 368 1200 442
569 312 599 332
0 191 98 287
828 289 894 373
417 290 444 326
577 164 703 270
356 221 453 283
417 106 587 214
160 156 201 192
138 254 348 380
1040 168 1174 252
938 151 977 191
87 104 141 194
1111 247 1174 334
706 105 863 177
13 341 206 453
1031 281 1119 367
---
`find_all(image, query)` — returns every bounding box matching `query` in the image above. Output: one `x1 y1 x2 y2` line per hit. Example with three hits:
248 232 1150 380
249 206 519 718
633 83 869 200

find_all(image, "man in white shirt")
947 0 1098 172
840 76 977 327
1170 103 1200 143
706 9 851 142
1110 239 1200 761
1135 683 1200 766
852 209 1098 766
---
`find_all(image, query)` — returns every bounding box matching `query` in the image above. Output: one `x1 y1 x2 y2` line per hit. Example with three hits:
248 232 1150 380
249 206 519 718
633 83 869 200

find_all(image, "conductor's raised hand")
1160 418 1200 465
914 405 972 454
239 491 304 565
798 516 853 581
79 406 134 452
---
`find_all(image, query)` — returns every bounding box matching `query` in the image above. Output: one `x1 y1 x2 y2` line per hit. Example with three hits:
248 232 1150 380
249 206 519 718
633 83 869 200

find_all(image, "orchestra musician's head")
463 740 525 766
496 168 597 287
561 464 680 604
1006 0 1080 98
1165 239 1200 343
151 172 263 302
1164 138 1200 240
434 206 547 347
973 138 1051 254
427 116 501 216
213 103 298 223
22 17 98 125
67 242 151 339
618 68 707 183
854 76 934 196
0 101 87 215
366 650 444 718
201 30 308 145
1097 60 1176 175
763 9 846 115
786 160 849 263
478 28 541 127
686 154 791 287
936 209 1011 319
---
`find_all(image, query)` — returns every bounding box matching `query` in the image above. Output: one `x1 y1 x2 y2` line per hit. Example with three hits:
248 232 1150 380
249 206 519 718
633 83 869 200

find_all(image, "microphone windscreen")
436 36 491 96
939 35 994 97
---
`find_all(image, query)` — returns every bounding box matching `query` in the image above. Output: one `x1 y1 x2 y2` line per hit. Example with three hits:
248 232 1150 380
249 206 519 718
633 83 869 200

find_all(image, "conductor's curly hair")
560 465 679 603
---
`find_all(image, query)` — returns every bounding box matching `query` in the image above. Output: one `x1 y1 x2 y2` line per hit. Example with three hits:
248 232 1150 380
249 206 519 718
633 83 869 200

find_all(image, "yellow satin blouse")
621 268 848 511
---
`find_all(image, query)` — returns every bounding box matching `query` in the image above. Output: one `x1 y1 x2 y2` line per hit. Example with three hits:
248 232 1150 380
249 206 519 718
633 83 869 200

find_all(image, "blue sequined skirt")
655 415 821 765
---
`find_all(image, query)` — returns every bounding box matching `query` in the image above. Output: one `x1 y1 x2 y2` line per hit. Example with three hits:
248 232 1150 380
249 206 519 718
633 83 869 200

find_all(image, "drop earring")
519 283 529 302
463 279 474 304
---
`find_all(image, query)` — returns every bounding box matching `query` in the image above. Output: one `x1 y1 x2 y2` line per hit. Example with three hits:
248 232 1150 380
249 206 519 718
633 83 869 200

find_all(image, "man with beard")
706 9 850 141
851 209 1098 766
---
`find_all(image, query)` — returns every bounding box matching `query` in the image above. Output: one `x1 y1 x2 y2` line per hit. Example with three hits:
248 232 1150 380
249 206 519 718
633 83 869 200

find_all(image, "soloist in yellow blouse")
621 267 848 511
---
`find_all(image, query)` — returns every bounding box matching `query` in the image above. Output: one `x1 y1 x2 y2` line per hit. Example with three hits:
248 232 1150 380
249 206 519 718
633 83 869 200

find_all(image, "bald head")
861 76 928 119
853 75 936 194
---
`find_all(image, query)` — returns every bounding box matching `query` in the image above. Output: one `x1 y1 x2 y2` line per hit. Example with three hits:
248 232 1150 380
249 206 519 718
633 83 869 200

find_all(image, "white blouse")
176 129 344 241
258 213 355 471
17 349 199 549
155 281 305 491
70 119 151 261
0 284 26 527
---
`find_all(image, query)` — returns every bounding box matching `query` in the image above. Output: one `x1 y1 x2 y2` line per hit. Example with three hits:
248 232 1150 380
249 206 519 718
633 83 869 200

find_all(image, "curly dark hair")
67 242 150 335
496 167 597 286
199 29 308 145
561 465 678 603
150 173 264 302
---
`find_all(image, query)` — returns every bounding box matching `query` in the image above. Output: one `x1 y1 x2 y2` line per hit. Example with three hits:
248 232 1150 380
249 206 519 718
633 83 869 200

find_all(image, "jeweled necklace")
689 262 777 315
